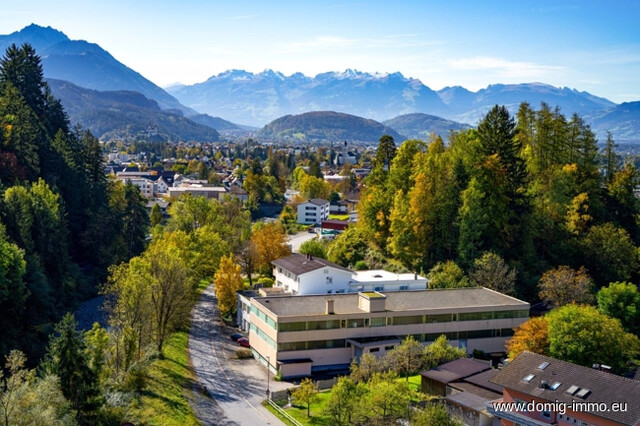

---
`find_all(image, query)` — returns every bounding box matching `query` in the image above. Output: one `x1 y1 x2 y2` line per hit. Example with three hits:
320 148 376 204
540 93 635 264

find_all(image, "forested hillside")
0 43 149 360
338 102 640 301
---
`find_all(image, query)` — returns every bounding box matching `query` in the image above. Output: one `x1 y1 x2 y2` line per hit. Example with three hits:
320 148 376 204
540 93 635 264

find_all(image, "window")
392 315 423 325
369 347 379 353
523 374 535 383
370 317 386 327
348 319 365 328
279 322 307 332
538 362 549 370
459 311 494 321
326 277 333 284
385 345 395 351
424 314 453 323
541 410 551 420
550 382 562 390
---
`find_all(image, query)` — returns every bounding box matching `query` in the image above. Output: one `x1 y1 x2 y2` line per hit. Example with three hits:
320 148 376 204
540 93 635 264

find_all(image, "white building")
271 254 428 295
297 199 330 225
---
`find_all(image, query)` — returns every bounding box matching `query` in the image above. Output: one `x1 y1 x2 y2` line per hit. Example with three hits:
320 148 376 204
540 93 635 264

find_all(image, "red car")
237 337 250 348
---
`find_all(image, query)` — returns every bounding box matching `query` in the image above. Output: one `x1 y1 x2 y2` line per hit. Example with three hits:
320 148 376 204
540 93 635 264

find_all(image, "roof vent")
539 380 549 389
373 274 383 278
565 385 579 396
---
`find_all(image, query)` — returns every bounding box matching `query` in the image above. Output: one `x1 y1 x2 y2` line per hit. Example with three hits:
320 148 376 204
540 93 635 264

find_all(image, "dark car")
230 333 243 342
237 337 250 348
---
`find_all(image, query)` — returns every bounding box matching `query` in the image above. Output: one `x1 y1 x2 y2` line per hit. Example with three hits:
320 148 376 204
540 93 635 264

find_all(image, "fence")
266 398 303 426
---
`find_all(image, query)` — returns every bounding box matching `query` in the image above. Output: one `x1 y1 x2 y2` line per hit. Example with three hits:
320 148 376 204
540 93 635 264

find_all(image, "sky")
2 0 639 102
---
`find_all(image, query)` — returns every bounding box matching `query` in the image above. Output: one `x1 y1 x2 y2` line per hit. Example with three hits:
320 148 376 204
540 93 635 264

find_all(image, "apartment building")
248 288 529 378
297 198 330 224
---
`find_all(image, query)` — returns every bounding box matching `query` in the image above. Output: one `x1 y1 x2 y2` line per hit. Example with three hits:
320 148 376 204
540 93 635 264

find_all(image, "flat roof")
252 287 529 318
352 269 427 282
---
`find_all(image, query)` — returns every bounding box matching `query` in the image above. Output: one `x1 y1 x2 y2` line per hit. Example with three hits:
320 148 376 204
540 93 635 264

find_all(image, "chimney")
326 299 335 315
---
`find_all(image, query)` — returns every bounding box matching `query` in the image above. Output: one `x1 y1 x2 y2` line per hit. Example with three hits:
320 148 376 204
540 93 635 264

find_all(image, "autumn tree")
538 266 594 306
292 378 319 417
150 203 163 227
469 251 517 295
214 254 244 315
251 222 291 275
506 317 550 359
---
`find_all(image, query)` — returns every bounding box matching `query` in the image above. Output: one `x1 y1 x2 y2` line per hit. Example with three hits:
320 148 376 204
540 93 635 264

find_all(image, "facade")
167 185 247 201
488 351 640 426
297 199 330 224
248 288 529 378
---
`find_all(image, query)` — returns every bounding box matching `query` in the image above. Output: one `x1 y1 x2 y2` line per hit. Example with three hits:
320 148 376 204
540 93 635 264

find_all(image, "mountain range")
1 24 638 143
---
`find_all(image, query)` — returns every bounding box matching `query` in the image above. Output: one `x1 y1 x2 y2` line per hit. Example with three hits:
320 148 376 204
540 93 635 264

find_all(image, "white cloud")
446 56 564 79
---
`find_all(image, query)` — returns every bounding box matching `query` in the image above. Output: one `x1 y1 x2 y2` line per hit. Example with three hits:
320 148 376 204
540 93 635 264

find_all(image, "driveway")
288 230 317 252
188 284 287 425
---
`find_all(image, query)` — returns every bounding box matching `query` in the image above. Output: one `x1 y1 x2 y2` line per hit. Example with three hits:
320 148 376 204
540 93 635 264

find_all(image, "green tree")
122 181 150 259
427 261 471 289
323 377 365 426
214 254 244 316
0 226 27 351
42 313 101 420
299 239 327 259
469 252 517 296
292 377 319 417
411 403 462 426
581 223 638 285
457 178 489 266
423 335 466 369
547 304 640 371
150 203 163 227
349 353 381 383
327 226 368 267
375 135 397 169
538 266 594 306
597 282 640 335
364 373 411 425
383 335 424 382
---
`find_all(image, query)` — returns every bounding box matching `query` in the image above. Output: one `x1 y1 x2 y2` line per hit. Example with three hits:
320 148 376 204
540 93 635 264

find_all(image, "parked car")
237 337 250 348
230 333 243 342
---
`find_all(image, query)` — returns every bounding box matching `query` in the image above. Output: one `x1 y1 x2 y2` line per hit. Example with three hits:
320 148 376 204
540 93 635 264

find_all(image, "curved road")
188 284 283 425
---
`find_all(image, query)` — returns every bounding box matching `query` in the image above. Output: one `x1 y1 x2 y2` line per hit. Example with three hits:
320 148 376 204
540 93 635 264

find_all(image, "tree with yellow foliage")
506 316 549 359
251 223 291 275
214 254 244 315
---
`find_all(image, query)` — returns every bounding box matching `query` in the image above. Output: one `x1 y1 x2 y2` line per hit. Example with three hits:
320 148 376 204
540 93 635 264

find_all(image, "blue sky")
2 1 639 102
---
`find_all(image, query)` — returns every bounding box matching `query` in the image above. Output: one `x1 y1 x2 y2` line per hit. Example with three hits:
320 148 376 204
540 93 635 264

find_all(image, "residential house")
488 351 640 426
297 199 330 224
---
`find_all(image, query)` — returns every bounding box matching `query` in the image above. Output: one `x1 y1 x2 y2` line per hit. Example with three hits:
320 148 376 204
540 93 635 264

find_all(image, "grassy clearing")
128 331 201 425
268 374 425 426
328 214 350 221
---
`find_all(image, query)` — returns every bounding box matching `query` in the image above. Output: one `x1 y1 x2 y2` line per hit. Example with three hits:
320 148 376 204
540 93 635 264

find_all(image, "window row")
275 310 528 332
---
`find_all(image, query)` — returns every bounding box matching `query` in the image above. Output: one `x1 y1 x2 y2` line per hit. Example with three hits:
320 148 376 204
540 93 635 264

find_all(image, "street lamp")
266 356 270 399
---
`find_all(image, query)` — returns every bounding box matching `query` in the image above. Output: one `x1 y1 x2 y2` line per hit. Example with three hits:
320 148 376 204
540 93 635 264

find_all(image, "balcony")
486 401 555 426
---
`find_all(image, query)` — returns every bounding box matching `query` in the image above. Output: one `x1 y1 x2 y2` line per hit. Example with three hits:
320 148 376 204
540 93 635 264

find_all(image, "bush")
124 365 148 392
257 277 274 287
235 349 253 359
354 260 368 270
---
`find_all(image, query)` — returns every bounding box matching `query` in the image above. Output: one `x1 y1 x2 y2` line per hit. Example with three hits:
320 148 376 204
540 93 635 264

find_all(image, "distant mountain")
0 24 193 114
438 83 616 124
188 114 256 132
587 102 640 142
257 111 405 143
383 113 471 140
48 79 219 142
168 69 448 127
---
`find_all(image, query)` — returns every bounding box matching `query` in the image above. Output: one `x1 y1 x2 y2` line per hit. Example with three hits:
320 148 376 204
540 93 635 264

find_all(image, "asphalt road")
188 284 284 426
287 230 317 252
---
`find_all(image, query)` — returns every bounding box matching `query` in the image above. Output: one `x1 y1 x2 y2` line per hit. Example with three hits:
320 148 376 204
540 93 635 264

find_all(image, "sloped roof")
306 198 328 206
421 358 491 384
490 351 640 425
272 253 352 276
